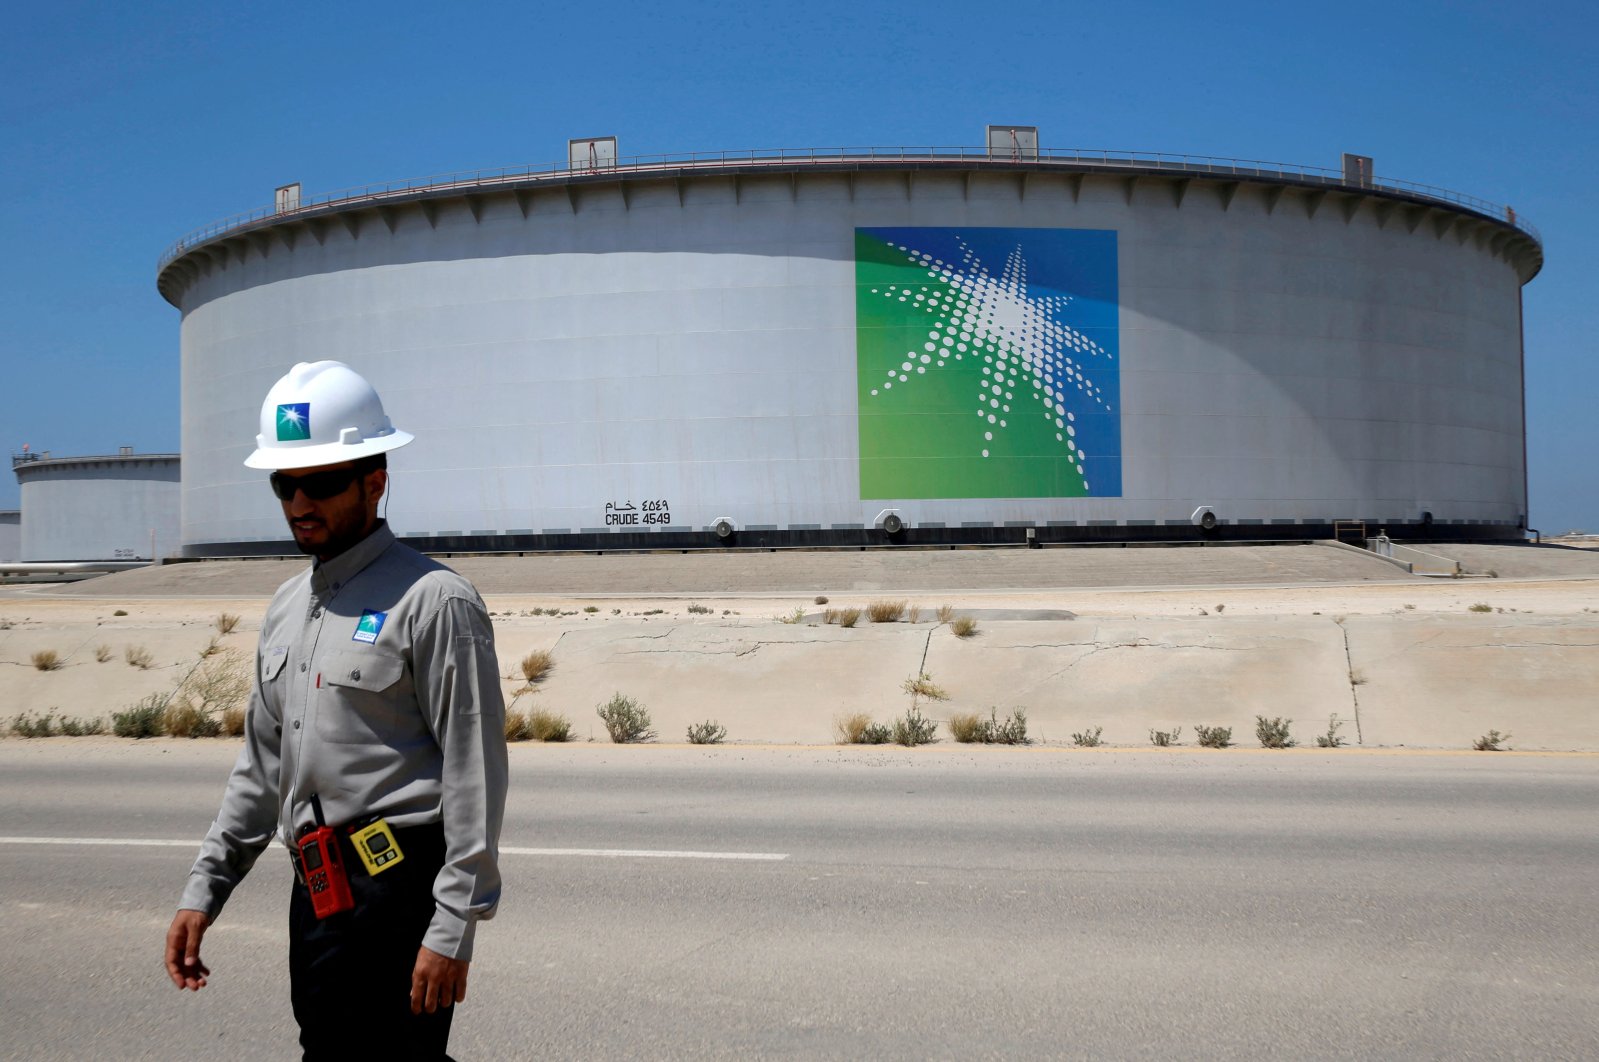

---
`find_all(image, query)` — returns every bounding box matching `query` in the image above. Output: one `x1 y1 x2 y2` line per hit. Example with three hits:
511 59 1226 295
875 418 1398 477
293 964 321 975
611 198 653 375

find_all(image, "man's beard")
289 486 373 558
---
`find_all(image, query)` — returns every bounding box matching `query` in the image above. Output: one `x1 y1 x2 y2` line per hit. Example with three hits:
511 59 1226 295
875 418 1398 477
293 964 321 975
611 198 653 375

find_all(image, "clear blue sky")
2 1 1594 530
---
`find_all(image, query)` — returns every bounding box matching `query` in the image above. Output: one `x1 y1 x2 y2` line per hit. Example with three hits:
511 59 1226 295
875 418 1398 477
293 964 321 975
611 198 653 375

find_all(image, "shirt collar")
311 521 395 594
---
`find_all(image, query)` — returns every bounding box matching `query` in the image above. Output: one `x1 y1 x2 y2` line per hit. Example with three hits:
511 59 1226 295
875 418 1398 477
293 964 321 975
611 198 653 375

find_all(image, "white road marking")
500 846 787 861
0 836 788 861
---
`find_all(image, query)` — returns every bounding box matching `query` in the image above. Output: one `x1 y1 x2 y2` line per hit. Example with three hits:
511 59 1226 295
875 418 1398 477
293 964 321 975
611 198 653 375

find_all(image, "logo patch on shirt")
352 609 387 643
276 402 311 441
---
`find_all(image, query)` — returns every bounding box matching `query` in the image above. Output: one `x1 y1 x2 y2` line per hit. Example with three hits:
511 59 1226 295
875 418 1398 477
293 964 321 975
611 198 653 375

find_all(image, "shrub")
503 710 532 741
1215 604 1226 614
94 645 112 663
113 693 168 738
1150 727 1182 747
1468 603 1493 613
597 693 654 743
199 634 223 658
125 645 154 670
822 607 840 625
1255 715 1295 749
686 720 727 745
978 707 1029 745
814 595 829 605
937 604 955 624
686 604 712 615
779 606 806 624
948 711 984 743
530 708 573 742
835 712 872 744
892 706 939 747
175 648 251 721
11 711 56 738
584 605 601 614
164 701 222 739
58 715 106 737
837 608 861 628
1195 724 1233 748
1316 714 1346 748
901 672 949 701
31 650 62 671
867 599 907 623
1474 729 1512 752
113 609 128 617
860 722 893 745
1072 726 1104 748
519 649 554 684
214 612 240 635
944 708 1028 745
221 706 247 737
950 615 980 638
907 604 923 624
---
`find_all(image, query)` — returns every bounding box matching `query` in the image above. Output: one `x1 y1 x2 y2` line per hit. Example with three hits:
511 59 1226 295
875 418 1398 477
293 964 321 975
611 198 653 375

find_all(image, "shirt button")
293 720 301 729
299 662 308 673
350 669 362 681
311 608 322 619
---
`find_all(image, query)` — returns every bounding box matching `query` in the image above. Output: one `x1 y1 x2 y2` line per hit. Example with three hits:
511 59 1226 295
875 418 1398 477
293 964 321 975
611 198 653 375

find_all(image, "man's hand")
410 946 470 1014
165 910 213 990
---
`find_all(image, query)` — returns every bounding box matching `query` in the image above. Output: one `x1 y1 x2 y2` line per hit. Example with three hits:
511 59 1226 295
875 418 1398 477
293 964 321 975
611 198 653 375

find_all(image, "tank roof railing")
158 146 1540 271
12 451 178 470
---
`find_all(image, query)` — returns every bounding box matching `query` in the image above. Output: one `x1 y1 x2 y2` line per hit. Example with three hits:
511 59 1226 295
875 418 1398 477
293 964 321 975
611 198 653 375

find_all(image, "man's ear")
365 468 388 512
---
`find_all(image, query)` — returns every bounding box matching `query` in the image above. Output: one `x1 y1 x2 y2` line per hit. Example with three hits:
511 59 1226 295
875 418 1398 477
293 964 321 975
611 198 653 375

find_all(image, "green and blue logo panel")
856 227 1120 499
276 402 311 442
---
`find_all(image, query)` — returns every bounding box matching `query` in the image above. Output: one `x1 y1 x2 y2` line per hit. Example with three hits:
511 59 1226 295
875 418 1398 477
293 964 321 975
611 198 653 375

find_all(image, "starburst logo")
352 609 386 644
276 403 311 442
856 227 1120 500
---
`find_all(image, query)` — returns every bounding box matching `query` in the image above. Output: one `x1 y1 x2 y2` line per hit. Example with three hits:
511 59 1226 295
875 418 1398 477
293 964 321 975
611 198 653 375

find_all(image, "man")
164 360 508 1059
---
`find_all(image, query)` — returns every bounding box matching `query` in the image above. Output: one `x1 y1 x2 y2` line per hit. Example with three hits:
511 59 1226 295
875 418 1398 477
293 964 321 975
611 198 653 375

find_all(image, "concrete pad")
1416 543 1599 579
33 541 1418 599
922 617 1351 746
1347 616 1599 751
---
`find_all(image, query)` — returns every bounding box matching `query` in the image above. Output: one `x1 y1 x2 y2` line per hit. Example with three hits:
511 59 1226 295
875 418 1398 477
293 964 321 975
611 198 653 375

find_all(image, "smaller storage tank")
0 510 19 563
12 450 181 561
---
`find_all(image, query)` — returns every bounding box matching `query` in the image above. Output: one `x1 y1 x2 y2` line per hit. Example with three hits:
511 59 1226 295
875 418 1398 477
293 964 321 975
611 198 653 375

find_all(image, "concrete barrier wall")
3 610 1594 750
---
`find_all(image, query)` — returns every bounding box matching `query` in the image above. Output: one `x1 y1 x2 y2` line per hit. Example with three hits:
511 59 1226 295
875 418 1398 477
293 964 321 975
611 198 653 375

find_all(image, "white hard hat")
243 361 414 470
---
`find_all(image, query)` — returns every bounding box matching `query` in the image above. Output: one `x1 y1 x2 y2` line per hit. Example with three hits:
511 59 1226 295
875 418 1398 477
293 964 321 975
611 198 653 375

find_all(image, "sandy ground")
3 543 1597 750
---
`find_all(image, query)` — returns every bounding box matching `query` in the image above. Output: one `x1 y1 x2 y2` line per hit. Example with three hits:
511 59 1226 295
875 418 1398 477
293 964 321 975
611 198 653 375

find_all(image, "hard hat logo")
276 403 311 442
244 361 413 470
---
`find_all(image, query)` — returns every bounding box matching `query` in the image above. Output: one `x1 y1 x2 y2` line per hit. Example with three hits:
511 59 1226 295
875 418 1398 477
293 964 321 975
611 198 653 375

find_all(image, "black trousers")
289 822 454 1061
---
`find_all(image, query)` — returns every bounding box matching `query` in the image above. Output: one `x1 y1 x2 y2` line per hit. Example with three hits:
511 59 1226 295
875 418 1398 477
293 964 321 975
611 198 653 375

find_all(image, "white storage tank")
157 141 1540 556
12 450 180 561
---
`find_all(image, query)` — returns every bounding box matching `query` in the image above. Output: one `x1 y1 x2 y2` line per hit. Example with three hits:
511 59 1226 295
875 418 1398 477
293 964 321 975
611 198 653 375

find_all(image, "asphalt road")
1 742 1596 1060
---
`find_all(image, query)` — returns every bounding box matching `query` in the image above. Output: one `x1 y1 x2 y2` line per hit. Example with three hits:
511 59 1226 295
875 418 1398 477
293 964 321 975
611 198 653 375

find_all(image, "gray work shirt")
179 522 508 959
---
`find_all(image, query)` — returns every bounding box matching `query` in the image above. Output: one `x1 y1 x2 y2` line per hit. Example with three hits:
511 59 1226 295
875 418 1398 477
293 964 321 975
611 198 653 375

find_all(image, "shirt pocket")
261 650 289 683
316 649 407 745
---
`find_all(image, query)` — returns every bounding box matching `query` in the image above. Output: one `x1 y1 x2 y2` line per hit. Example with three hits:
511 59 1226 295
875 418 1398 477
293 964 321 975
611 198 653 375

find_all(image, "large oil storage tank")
12 450 181 561
157 137 1541 557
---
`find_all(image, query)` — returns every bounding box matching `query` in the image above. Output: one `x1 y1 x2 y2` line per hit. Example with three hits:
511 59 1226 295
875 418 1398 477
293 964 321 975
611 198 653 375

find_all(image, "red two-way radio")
297 795 354 919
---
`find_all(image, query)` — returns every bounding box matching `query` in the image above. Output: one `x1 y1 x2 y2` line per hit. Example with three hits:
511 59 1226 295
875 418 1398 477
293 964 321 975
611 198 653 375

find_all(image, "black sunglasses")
269 467 364 502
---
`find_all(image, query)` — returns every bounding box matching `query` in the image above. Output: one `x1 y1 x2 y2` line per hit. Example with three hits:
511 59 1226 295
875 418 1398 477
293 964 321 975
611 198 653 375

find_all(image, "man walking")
164 361 508 1059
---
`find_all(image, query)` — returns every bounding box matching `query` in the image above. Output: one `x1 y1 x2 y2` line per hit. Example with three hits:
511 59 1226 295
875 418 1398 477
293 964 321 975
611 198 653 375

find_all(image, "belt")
291 819 443 887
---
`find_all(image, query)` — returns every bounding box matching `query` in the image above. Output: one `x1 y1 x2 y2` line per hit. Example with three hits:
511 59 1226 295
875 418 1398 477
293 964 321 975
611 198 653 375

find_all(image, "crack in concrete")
618 638 790 659
1340 622 1364 745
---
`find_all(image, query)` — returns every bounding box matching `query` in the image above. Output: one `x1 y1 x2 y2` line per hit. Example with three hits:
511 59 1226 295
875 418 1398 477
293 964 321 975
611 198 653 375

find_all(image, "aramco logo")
855 226 1120 500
